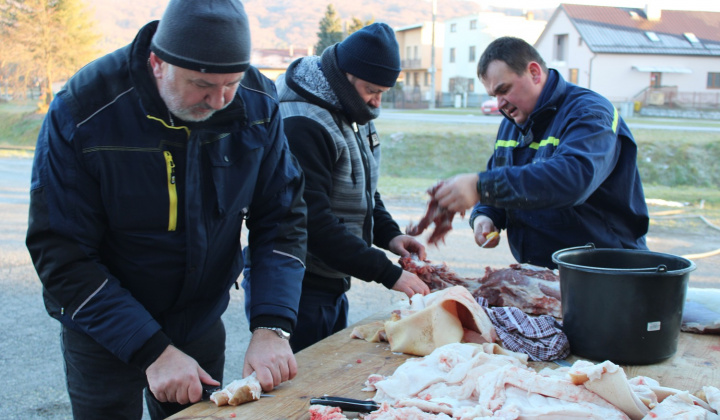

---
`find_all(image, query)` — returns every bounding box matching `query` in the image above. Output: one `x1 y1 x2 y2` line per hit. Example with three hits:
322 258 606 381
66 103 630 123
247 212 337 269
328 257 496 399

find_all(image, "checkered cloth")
477 297 570 362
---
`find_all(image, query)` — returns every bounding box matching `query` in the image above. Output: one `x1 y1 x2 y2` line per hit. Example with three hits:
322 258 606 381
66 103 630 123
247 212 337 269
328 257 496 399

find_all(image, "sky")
480 0 720 13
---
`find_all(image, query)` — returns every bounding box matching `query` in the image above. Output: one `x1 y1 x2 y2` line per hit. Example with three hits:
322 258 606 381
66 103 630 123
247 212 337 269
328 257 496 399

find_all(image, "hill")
88 0 547 53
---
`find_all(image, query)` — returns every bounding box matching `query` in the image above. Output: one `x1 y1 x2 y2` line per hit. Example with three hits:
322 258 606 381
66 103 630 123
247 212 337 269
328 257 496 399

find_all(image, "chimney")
645 4 661 21
289 45 294 57
526 11 534 21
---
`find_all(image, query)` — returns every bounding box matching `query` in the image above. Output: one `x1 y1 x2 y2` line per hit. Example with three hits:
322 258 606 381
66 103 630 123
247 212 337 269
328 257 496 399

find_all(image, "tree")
347 16 373 36
2 0 99 109
315 4 342 56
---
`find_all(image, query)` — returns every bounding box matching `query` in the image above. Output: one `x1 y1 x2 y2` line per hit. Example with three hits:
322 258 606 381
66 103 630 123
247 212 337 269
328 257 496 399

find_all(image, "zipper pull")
352 122 358 133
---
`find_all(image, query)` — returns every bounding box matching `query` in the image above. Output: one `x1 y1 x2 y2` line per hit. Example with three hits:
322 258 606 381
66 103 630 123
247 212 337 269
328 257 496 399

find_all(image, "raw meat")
383 286 497 356
309 404 348 420
681 288 720 334
400 254 562 318
210 372 262 407
359 342 720 419
406 183 458 246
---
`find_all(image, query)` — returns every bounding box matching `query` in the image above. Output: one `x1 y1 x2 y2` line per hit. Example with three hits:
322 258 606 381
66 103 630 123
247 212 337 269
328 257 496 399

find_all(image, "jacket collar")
504 69 565 143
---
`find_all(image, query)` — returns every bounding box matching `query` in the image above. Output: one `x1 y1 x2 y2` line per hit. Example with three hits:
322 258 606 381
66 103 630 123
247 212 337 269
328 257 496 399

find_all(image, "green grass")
2 101 719 209
0 99 44 149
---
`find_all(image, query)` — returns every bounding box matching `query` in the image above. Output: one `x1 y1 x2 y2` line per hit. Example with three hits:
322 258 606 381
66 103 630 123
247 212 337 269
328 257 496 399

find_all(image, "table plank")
170 313 720 419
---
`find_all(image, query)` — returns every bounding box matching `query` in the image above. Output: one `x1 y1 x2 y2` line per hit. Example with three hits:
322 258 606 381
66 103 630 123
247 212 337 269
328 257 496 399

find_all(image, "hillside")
88 0 549 53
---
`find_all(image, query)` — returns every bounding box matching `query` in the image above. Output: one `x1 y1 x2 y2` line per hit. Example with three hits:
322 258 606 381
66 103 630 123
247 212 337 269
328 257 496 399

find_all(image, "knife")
310 396 379 412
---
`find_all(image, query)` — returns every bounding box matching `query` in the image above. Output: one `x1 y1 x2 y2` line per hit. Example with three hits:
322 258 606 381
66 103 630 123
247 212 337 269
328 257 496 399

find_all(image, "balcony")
401 59 423 69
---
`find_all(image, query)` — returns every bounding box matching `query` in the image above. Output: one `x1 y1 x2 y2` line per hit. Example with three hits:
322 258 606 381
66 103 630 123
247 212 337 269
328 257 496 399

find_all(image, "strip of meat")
406 183 458 246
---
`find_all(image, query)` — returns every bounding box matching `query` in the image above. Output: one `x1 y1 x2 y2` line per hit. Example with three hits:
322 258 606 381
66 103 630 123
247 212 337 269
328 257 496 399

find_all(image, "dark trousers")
290 286 349 353
61 320 226 420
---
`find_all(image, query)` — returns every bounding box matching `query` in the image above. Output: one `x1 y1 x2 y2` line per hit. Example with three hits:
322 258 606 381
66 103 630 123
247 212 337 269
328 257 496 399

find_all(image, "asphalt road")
1 154 718 419
381 109 720 132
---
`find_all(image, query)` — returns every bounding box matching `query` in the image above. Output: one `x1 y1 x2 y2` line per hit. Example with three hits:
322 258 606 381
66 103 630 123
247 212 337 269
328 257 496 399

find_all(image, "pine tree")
315 4 343 56
347 16 374 36
2 0 99 109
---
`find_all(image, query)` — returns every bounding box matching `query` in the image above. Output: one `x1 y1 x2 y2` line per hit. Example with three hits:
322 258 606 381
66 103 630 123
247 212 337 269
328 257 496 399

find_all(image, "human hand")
392 270 430 297
433 173 480 213
473 216 500 249
388 234 427 260
242 329 297 392
146 345 220 404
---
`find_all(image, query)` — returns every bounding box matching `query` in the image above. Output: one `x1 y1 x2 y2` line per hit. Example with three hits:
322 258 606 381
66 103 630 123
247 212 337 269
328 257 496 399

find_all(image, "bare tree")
2 0 99 109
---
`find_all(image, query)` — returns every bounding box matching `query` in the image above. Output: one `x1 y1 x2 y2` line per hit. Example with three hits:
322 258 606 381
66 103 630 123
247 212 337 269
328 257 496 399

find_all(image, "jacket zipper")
163 151 178 231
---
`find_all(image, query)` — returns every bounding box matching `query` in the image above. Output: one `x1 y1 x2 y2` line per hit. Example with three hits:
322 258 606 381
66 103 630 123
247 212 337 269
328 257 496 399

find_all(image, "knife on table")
310 396 380 412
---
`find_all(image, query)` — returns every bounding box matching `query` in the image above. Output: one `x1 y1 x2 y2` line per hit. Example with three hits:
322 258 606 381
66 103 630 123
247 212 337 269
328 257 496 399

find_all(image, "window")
413 46 419 59
684 32 700 44
650 72 662 87
554 34 568 61
708 73 720 89
449 48 456 63
425 72 431 86
469 19 477 30
568 68 578 84
645 31 660 42
469 46 476 62
406 46 411 59
450 23 457 33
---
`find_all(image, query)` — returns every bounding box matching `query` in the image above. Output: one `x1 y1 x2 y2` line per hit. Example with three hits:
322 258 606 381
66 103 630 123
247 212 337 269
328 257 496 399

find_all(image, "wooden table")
169 312 720 420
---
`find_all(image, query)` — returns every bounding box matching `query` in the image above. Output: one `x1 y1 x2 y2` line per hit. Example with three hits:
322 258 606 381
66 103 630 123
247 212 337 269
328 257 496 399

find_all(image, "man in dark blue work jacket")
432 37 648 268
25 0 306 418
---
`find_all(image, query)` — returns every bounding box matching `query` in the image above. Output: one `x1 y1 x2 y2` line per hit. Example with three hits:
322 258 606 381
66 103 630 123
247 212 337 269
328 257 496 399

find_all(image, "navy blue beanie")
336 23 401 87
151 0 251 73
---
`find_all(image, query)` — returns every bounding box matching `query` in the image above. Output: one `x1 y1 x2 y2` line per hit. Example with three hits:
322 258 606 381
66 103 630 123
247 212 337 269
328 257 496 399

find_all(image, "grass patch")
2 101 719 207
0 100 43 148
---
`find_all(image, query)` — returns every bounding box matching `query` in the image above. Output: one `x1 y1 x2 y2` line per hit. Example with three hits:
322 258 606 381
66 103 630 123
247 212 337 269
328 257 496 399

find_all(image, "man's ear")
149 52 164 78
527 61 543 84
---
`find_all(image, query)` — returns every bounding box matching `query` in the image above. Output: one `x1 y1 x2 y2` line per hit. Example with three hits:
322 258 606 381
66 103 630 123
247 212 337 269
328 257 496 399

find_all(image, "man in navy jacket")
25 0 306 418
433 37 648 268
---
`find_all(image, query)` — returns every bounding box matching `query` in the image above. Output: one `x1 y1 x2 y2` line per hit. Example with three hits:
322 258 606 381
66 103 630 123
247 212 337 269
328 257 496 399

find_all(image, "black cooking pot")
552 244 695 365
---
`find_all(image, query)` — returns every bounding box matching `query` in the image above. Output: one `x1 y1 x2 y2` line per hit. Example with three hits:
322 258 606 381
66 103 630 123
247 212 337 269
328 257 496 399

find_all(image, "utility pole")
429 0 437 109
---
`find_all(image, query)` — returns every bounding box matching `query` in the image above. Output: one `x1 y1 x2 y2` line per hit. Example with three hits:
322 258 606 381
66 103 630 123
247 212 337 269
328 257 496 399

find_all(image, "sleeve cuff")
128 330 173 372
249 315 294 335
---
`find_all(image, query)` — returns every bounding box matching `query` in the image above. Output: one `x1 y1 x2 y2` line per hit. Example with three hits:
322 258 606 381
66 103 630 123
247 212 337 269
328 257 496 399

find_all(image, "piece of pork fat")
308 404 349 420
476 364 628 419
384 286 497 356
363 402 454 420
642 391 720 419
209 372 262 407
704 386 720 413
569 361 719 419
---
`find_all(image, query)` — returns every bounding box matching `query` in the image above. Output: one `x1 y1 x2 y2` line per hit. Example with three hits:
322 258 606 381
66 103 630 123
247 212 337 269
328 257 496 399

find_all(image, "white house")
534 4 720 112
441 12 547 105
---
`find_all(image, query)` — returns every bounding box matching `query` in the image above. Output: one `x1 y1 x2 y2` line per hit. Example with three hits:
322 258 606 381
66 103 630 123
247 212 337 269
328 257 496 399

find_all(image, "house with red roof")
534 4 720 116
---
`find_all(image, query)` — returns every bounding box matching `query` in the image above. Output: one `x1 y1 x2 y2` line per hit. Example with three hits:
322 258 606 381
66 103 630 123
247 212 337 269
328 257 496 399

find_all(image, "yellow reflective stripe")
529 136 560 150
163 151 178 232
612 107 619 133
495 139 519 149
146 115 191 136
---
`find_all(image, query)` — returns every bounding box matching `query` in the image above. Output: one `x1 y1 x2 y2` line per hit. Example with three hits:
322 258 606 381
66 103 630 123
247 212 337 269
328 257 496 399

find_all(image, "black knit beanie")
150 0 251 73
336 23 401 87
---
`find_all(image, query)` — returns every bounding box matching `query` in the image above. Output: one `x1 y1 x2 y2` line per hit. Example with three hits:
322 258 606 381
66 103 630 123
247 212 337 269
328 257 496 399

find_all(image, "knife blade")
310 396 379 412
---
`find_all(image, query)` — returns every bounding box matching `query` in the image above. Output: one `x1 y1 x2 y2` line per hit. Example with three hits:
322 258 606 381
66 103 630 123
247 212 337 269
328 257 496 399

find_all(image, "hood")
276 56 342 112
